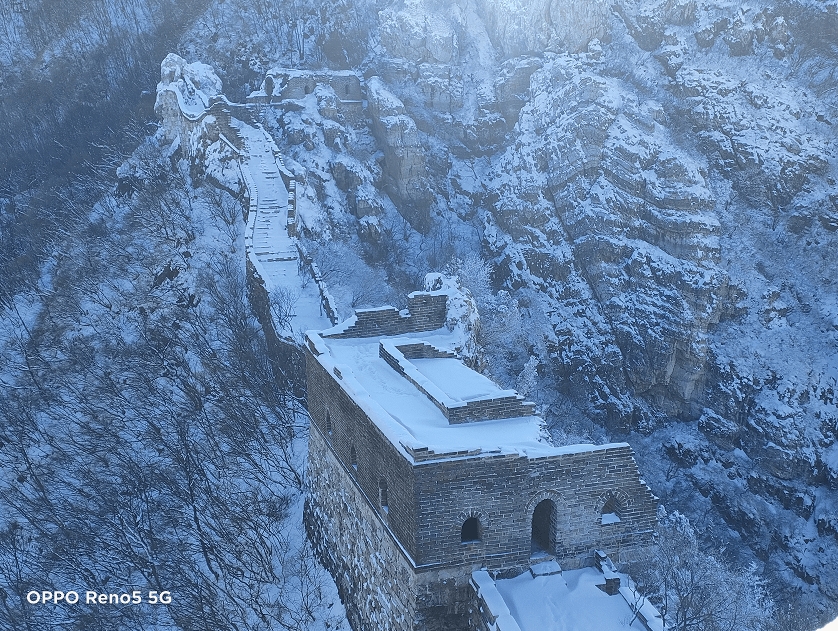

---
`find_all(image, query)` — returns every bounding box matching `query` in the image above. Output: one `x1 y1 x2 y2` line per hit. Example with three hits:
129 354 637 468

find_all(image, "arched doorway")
531 499 556 557
600 496 621 524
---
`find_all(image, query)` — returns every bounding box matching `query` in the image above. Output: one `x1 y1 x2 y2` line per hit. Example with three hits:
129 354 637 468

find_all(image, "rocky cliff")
192 0 837 621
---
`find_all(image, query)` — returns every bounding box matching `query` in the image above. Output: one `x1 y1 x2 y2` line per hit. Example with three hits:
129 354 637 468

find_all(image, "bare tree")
0 142 333 631
627 509 774 631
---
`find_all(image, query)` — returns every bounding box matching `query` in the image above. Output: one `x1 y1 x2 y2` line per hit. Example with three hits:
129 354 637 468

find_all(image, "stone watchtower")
303 285 657 631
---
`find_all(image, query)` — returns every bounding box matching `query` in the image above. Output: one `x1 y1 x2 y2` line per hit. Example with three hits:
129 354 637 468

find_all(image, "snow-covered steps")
230 117 331 334
529 560 562 578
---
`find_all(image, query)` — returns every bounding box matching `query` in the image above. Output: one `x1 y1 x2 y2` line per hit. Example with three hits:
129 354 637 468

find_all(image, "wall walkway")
232 116 334 334
159 77 337 395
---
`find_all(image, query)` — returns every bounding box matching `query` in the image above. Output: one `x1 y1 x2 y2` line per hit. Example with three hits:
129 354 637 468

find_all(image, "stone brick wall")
469 571 522 631
305 427 419 631
245 258 306 397
445 396 536 424
324 292 447 339
306 423 480 631
305 339 657 631
306 345 418 558
405 293 448 330
155 89 203 153
327 73 363 102
394 343 456 360
306 339 656 573
157 90 254 158
296 243 339 325
378 342 535 424
413 446 657 570
267 70 362 103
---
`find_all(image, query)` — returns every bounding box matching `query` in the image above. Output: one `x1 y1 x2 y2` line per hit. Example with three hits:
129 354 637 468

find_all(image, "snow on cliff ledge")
155 53 222 118
423 272 480 365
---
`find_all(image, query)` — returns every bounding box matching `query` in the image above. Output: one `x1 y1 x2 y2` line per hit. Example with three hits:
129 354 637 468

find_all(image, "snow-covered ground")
820 617 838 631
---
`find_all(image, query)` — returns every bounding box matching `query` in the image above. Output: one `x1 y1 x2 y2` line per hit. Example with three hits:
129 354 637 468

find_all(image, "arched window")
531 499 556 556
325 411 332 435
461 517 481 543
344 83 350 96
350 446 357 471
601 497 621 525
379 479 388 512
304 84 312 95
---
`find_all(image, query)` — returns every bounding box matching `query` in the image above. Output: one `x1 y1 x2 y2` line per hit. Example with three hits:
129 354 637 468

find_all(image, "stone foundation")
306 425 478 631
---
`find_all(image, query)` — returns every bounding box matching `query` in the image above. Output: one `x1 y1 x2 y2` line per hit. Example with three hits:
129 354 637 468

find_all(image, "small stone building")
304 287 657 631
247 68 364 123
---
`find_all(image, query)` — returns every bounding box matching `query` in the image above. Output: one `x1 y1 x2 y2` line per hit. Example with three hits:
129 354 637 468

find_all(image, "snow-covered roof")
307 326 627 463
410 355 500 401
482 566 663 631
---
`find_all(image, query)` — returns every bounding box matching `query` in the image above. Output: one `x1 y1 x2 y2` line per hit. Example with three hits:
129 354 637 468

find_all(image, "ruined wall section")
249 69 364 126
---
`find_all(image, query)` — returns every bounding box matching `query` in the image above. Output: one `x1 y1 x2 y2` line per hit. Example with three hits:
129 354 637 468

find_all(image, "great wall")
154 54 663 631
155 54 338 384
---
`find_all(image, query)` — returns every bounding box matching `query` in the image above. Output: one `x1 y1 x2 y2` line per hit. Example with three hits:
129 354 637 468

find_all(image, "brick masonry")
323 293 448 339
304 295 658 631
305 423 482 631
247 69 365 125
412 448 657 571
378 341 536 424
305 426 419 631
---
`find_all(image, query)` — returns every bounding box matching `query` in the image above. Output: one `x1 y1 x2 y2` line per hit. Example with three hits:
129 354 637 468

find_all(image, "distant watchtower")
303 285 657 631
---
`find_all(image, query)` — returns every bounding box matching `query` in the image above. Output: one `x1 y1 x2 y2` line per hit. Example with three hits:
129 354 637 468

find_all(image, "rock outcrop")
366 76 432 231
154 53 223 149
477 0 610 54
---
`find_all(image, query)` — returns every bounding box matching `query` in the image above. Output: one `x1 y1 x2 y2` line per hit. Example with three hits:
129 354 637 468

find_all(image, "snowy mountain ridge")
181 0 838 619
0 0 836 627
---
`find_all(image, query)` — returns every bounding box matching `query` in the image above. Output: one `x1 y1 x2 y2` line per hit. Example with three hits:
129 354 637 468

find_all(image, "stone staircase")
163 75 331 334
249 139 297 264
230 119 297 277
224 117 333 332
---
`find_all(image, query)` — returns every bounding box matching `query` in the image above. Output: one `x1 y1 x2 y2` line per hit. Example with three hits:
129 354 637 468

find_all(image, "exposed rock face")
494 56 542 126
477 0 610 54
366 76 432 230
379 2 461 63
673 66 829 209
257 0 838 616
486 56 740 421
154 53 223 146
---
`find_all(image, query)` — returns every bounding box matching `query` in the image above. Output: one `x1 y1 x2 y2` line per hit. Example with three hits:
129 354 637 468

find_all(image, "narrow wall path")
231 117 333 336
